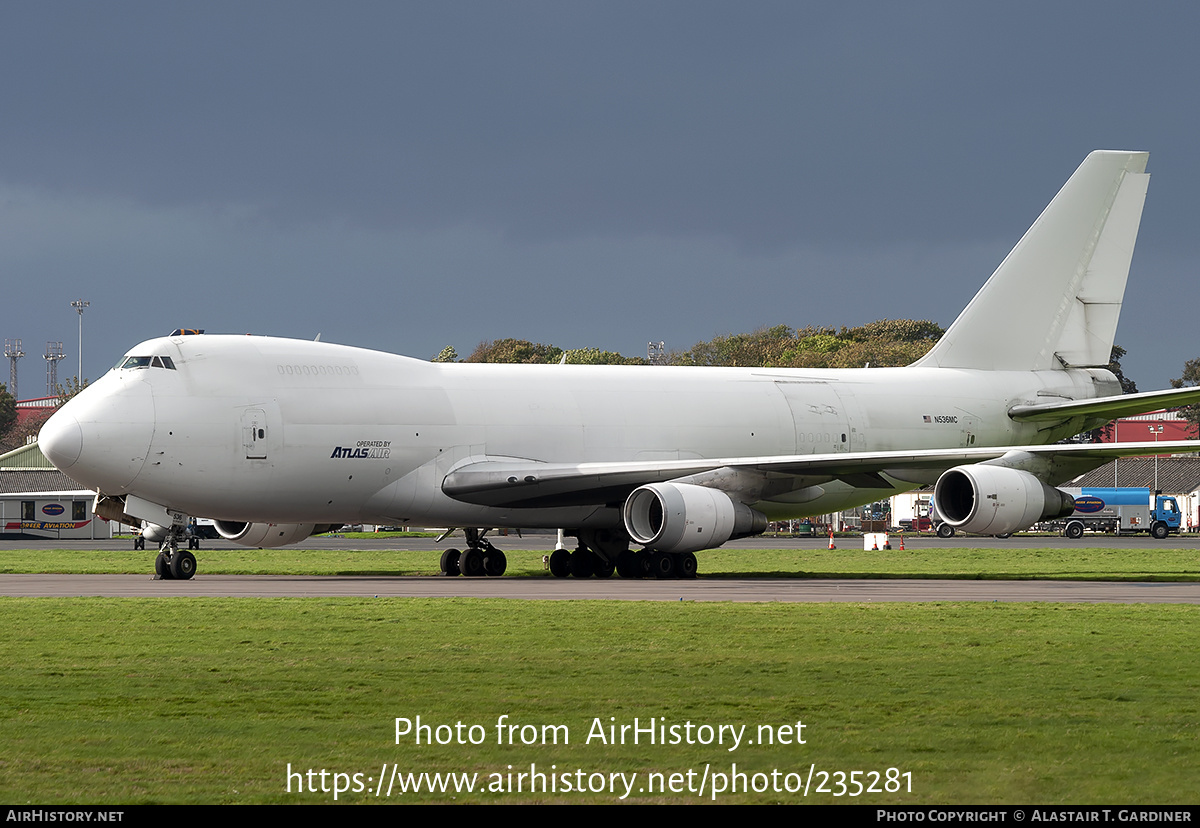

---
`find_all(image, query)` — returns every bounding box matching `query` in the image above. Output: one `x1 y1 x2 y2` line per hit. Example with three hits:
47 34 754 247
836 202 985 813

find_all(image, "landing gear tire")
569 547 594 578
936 523 955 539
169 550 197 580
155 552 174 580
616 550 640 579
135 537 146 551
637 550 654 578
676 551 698 579
993 533 1012 539
483 547 508 576
1064 521 1084 540
549 548 571 578
648 551 675 579
592 552 615 579
1151 521 1169 540
459 547 486 577
440 548 462 576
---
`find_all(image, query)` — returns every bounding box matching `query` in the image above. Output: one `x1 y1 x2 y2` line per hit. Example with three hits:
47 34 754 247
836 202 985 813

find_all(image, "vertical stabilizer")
913 151 1149 371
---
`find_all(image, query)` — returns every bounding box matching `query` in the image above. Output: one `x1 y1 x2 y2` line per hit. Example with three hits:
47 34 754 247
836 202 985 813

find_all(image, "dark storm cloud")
0 1 1198 388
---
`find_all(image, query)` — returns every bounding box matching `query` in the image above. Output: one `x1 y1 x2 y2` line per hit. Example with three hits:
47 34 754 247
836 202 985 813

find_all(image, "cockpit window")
119 355 176 370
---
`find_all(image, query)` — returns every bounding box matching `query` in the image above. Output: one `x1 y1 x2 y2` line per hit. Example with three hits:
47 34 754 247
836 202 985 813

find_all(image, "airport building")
0 438 112 540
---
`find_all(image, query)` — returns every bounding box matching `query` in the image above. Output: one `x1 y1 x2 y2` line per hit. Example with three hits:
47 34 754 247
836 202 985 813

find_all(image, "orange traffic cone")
828 529 836 550
899 533 905 551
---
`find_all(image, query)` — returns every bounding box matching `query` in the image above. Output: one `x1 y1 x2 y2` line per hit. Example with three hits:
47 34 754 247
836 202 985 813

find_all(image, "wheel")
994 533 1012 539
936 523 954 538
568 547 594 578
135 537 145 551
548 548 571 578
636 550 654 578
1065 521 1084 540
439 548 461 576
169 550 197 580
616 549 640 579
483 548 507 576
1151 521 1169 540
188 536 200 549
675 551 698 579
592 552 615 579
155 551 174 579
459 547 485 577
648 550 675 579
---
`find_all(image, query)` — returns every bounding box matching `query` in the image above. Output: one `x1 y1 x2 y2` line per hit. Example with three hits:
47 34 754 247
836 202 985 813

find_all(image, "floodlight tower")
4 339 24 400
44 341 65 396
71 299 90 382
647 341 666 365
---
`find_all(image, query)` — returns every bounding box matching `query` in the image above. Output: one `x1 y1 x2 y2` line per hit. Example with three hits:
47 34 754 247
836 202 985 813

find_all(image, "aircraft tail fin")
913 150 1149 372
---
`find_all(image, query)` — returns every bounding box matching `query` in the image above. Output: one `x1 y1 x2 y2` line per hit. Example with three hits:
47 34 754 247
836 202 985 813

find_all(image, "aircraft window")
120 355 176 370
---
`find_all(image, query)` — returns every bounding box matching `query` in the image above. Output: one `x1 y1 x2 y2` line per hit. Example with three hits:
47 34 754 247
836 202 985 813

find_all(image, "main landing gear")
153 525 198 581
437 527 699 580
548 528 698 580
439 528 507 577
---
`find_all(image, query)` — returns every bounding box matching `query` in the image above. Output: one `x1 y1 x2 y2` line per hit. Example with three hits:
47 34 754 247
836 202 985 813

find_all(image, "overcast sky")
1 1 1197 394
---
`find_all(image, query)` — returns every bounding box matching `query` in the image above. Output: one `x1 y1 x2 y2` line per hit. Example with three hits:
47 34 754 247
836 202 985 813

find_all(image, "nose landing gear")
153 526 198 580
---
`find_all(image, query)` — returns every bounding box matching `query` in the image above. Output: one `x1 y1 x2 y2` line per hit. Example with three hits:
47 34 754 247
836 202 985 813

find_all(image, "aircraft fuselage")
47 334 1118 529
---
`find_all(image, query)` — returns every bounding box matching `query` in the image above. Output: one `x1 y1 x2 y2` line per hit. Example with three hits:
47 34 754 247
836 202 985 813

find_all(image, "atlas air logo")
330 440 391 460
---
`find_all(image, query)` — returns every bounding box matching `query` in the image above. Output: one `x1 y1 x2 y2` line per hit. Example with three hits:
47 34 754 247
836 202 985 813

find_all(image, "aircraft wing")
441 440 1200 508
1008 386 1200 422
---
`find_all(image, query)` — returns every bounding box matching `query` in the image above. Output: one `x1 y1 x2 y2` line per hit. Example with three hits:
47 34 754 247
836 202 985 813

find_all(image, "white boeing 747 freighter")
39 151 1200 580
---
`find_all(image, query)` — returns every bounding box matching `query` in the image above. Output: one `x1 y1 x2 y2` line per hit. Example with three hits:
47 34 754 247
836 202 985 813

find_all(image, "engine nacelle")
622 482 767 554
933 465 1075 535
214 521 337 548
141 523 169 543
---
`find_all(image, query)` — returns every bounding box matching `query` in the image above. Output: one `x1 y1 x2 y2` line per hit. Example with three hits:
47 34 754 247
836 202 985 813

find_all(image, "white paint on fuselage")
49 334 1118 529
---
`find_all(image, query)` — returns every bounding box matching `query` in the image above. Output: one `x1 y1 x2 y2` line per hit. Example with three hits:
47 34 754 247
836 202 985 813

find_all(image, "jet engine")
214 521 340 548
622 482 767 554
933 465 1075 535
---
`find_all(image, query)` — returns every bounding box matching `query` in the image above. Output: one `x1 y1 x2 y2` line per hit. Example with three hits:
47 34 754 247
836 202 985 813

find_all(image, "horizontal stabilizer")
1009 386 1200 422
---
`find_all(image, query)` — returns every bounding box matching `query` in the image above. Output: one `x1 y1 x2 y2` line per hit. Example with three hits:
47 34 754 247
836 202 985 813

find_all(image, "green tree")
0 383 16 443
56 376 90 403
431 346 458 363
1090 345 1138 442
560 348 648 365
466 339 564 364
1107 344 1138 395
670 319 945 369
1170 357 1200 438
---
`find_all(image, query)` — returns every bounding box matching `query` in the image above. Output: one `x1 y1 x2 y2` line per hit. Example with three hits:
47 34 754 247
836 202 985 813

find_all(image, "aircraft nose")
39 377 156 491
39 411 84 470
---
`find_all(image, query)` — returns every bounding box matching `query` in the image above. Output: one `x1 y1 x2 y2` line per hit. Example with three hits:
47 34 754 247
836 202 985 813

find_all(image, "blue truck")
1053 487 1182 539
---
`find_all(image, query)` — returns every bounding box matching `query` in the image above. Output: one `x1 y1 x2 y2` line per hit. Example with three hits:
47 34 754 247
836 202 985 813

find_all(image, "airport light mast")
71 299 90 383
44 341 65 396
4 339 24 400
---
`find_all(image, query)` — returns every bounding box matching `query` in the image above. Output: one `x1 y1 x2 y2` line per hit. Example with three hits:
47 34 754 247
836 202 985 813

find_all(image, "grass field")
2 545 1198 804
1 597 1198 804
4 543 1200 580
